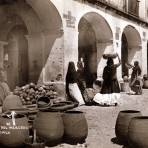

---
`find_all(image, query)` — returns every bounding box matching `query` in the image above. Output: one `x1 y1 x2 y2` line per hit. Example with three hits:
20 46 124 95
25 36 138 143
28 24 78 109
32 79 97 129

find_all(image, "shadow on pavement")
111 137 132 148
111 137 123 146
122 145 133 148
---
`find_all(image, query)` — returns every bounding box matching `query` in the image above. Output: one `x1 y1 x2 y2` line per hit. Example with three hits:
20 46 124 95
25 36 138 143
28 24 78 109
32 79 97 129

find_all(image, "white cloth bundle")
93 93 120 106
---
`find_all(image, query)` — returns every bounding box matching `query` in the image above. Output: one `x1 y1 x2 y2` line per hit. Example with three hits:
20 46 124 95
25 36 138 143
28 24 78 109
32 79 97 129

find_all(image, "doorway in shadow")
121 25 142 78
4 25 28 90
78 17 97 88
78 12 113 87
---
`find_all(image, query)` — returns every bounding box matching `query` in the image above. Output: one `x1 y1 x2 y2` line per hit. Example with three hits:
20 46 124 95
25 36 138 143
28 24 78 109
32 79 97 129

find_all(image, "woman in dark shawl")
66 62 77 97
66 61 85 105
76 61 86 94
101 54 121 94
93 54 121 106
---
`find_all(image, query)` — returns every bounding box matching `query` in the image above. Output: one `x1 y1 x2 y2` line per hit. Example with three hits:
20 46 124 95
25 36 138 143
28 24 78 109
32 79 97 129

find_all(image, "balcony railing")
82 0 140 17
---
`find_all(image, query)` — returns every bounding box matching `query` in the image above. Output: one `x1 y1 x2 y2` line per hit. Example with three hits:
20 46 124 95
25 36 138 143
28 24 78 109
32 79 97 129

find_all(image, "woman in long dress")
66 62 85 105
76 61 86 94
93 54 121 106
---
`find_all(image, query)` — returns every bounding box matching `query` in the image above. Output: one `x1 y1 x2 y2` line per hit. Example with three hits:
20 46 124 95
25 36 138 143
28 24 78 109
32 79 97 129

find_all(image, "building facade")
0 0 148 92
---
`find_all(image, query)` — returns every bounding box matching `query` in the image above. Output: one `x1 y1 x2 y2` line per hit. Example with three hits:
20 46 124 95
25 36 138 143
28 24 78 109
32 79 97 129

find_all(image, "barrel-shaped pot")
2 95 23 113
0 114 29 147
37 96 50 109
143 80 148 88
120 82 130 92
128 116 148 148
62 111 88 144
115 110 141 144
33 111 64 146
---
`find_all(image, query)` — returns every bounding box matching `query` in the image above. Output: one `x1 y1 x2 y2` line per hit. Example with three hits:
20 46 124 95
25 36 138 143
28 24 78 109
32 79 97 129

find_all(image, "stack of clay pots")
115 110 148 148
33 110 88 146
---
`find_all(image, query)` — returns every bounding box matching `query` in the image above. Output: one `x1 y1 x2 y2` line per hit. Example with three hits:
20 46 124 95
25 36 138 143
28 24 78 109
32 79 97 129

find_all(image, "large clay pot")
120 82 130 92
128 116 148 148
37 96 50 109
2 95 23 113
0 114 29 147
62 111 88 144
115 110 141 144
33 111 64 146
47 101 78 112
143 80 148 88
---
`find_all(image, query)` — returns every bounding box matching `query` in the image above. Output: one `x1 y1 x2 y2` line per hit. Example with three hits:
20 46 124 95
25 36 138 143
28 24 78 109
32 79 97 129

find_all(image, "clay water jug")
33 110 64 146
62 110 88 144
128 116 148 148
115 110 141 144
0 113 29 147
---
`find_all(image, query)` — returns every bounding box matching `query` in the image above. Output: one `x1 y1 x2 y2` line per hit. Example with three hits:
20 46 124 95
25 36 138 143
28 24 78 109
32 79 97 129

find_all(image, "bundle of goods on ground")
13 83 60 105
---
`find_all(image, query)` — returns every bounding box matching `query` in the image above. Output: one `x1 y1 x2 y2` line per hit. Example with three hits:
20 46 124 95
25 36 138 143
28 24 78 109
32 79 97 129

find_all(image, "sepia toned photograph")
0 0 148 147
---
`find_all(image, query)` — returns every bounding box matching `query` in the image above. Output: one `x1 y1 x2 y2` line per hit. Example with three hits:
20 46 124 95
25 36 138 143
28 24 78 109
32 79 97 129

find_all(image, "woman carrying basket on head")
93 53 121 106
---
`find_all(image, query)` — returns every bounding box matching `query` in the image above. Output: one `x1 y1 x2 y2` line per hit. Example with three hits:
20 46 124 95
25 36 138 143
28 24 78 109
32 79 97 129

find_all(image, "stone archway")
121 25 142 77
4 25 28 90
0 0 63 90
78 12 113 87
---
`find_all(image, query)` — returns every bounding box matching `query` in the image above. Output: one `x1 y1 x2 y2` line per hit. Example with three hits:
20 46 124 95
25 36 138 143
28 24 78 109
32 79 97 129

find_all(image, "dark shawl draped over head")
66 62 77 83
103 58 114 81
66 62 78 96
101 57 120 94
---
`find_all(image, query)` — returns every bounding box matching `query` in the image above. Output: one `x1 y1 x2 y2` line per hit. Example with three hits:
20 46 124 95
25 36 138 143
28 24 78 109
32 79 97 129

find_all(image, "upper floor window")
128 0 140 16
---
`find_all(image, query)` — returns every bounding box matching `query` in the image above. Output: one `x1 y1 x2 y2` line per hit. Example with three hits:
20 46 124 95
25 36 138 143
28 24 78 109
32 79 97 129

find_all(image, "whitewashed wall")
51 0 148 80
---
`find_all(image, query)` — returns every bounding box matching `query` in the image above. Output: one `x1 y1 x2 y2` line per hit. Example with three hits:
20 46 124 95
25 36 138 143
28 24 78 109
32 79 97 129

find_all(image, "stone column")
114 40 122 81
96 39 114 80
0 41 8 82
25 33 44 84
0 41 8 68
42 30 64 83
141 41 147 75
63 27 79 79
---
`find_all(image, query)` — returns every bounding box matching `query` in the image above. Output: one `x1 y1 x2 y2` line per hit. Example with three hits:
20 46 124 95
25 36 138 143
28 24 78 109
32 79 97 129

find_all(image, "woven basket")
103 53 117 59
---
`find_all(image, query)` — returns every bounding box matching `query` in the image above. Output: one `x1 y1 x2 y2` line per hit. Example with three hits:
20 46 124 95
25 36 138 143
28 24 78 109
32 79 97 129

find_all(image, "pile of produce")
13 83 58 105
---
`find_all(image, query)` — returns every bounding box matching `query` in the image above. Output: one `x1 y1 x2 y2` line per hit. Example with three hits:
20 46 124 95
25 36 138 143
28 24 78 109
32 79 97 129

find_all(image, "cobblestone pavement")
77 90 148 148
53 89 148 148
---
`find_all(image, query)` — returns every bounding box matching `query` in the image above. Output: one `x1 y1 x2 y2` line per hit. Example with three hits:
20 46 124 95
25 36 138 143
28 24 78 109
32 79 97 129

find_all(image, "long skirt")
93 93 120 106
101 79 120 94
68 83 85 105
